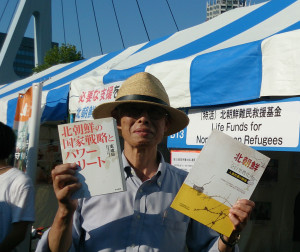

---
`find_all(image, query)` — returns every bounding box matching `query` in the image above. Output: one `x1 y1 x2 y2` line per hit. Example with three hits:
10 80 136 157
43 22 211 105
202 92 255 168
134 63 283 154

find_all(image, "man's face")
116 103 169 149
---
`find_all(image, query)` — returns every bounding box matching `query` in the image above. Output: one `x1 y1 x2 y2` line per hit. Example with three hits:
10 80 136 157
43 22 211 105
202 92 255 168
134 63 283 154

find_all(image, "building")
206 0 246 20
0 32 58 79
0 32 35 78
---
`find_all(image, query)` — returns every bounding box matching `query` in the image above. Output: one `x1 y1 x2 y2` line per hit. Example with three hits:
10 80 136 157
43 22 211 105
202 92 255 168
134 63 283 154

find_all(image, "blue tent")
1 0 300 128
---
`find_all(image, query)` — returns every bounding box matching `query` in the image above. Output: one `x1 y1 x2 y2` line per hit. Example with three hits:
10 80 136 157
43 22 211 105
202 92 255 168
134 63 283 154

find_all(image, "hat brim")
92 100 189 136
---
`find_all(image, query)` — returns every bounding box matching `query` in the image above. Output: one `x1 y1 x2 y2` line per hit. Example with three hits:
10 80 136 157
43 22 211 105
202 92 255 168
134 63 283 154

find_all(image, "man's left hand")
218 199 255 251
229 199 255 232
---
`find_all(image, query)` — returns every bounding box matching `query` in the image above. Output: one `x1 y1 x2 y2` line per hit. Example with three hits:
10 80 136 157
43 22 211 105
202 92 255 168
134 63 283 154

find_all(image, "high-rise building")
0 32 35 78
206 0 246 20
0 32 58 79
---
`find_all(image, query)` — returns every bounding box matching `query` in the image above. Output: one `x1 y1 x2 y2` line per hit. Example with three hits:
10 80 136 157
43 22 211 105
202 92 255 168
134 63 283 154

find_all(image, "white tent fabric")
260 30 300 96
1 0 300 127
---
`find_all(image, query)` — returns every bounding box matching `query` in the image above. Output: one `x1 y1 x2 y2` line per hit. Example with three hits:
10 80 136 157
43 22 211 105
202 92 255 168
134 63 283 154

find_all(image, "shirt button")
139 189 143 193
131 244 135 247
137 214 141 219
158 181 161 186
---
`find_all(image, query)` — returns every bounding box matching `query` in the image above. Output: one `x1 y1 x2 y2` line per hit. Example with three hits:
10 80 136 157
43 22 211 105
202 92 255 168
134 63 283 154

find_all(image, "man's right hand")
51 163 81 213
48 163 82 252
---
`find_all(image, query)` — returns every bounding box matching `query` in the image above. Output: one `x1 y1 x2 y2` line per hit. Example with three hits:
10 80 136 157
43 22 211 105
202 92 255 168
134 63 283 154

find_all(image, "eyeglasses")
118 104 168 120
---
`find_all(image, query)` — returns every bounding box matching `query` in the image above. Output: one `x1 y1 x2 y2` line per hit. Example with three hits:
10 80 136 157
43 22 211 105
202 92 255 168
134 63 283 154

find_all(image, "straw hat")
92 72 189 136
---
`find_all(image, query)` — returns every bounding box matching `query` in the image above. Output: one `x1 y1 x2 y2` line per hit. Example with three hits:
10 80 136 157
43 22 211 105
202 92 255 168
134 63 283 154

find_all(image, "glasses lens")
148 107 166 120
119 104 167 120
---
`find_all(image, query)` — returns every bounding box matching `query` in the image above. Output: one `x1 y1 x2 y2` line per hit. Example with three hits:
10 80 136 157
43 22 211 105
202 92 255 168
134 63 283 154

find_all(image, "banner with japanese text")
13 87 32 171
74 82 122 121
170 150 200 172
168 98 300 151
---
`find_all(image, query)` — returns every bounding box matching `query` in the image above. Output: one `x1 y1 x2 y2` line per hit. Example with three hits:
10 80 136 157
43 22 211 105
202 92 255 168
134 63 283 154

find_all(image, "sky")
0 0 209 59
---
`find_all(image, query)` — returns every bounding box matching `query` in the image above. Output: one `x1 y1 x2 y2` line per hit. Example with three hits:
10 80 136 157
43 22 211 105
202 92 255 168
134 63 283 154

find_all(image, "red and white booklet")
58 117 126 198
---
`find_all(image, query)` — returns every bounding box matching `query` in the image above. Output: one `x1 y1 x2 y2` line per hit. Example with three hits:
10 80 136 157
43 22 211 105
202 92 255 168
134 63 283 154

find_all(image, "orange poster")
13 87 33 171
14 87 32 122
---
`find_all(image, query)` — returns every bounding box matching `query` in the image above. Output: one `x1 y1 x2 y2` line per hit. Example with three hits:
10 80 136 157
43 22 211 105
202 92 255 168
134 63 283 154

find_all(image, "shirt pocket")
161 207 189 233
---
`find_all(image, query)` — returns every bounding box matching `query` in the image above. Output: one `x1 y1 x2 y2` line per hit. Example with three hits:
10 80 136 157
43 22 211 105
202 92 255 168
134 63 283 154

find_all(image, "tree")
33 43 83 73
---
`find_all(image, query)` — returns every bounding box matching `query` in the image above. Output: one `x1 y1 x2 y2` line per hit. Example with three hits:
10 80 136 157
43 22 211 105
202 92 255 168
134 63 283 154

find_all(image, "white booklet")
58 117 126 198
171 130 270 237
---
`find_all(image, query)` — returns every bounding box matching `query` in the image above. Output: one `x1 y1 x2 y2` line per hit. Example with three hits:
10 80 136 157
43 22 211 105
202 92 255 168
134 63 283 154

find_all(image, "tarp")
1 0 300 127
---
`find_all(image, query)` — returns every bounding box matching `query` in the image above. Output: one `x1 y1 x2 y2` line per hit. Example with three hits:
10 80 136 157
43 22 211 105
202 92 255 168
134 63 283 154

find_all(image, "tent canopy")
1 0 300 127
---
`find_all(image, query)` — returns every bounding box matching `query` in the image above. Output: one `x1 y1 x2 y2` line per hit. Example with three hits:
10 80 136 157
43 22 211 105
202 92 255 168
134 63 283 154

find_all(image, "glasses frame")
116 104 169 121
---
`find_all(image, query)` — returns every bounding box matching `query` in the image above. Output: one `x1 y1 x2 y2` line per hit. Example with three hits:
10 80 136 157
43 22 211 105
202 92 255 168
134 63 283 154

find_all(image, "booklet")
58 117 126 198
171 130 270 237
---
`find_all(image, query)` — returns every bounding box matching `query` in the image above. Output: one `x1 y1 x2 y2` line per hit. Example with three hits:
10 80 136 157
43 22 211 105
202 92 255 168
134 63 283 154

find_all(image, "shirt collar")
122 152 167 187
156 152 166 188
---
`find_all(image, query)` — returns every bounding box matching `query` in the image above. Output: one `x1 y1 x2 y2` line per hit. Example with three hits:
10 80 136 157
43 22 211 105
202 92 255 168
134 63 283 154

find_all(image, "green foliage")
33 44 83 73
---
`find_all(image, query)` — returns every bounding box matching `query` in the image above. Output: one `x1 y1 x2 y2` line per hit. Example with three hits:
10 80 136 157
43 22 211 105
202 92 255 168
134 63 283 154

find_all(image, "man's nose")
138 110 151 121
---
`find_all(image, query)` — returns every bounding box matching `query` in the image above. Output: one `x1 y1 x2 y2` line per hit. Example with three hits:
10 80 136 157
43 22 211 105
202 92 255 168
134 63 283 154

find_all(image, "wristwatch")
219 233 240 247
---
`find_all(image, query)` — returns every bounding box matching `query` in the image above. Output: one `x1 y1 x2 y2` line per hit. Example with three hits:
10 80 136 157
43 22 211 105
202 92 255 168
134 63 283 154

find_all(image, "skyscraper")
206 0 246 20
0 32 58 80
0 32 35 78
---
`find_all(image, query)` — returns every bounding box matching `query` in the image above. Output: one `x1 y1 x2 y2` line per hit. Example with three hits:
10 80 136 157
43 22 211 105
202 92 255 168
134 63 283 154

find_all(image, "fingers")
230 199 255 219
56 182 81 204
53 173 78 189
229 199 255 232
52 163 81 203
52 163 78 178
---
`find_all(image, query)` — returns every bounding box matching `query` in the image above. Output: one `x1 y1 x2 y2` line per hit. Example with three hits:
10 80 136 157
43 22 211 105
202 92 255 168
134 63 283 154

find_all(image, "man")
0 122 35 252
37 72 254 252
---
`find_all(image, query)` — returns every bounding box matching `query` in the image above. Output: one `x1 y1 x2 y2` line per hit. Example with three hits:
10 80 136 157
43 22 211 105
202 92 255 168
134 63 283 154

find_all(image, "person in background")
37 72 254 252
0 122 35 252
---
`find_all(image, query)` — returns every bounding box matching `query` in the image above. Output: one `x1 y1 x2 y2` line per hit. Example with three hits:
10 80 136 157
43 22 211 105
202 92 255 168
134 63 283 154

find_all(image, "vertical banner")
13 87 32 171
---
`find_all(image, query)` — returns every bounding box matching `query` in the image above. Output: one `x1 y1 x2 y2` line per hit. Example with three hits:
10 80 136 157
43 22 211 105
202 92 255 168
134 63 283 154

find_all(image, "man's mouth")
134 128 152 134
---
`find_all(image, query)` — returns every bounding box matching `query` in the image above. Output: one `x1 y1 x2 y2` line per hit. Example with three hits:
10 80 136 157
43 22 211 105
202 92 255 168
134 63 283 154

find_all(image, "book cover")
171 130 270 237
58 117 126 198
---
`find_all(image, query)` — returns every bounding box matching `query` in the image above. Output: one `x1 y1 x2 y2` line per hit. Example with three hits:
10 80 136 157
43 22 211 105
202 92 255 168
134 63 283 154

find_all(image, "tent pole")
26 82 43 183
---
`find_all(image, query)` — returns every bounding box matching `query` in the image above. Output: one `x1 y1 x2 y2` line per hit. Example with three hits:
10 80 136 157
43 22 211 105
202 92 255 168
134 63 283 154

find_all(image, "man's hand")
52 163 81 212
48 163 82 252
218 199 255 252
229 199 255 232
